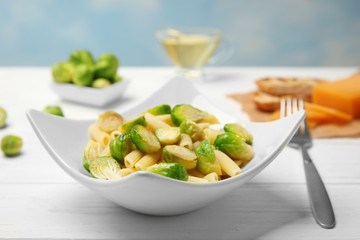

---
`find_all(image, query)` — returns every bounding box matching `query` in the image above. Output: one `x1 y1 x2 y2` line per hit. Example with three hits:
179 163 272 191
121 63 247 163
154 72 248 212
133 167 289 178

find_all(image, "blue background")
0 0 359 66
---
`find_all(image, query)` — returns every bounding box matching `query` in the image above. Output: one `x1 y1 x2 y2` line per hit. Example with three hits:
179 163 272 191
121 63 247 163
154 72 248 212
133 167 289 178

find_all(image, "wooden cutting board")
228 92 360 138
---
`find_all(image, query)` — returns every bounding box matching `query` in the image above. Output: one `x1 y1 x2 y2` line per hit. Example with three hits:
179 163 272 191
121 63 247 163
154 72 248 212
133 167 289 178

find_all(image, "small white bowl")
27 76 304 216
50 79 130 107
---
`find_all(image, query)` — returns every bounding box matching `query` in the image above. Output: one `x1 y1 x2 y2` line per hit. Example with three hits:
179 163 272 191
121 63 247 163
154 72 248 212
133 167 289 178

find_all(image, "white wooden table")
0 67 359 239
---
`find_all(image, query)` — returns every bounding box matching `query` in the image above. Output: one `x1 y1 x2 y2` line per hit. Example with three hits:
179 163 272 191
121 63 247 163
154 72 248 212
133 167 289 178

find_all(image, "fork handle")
301 146 336 229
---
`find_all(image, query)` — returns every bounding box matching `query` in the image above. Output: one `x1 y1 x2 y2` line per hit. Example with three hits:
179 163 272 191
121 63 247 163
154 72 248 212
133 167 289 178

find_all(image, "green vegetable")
131 125 161 153
146 104 171 116
110 133 132 165
147 162 188 181
89 156 121 180
43 105 64 117
224 123 253 145
0 106 7 128
163 145 197 170
121 116 146 132
171 104 209 126
69 50 95 66
52 62 74 83
112 74 123 83
95 53 119 79
179 120 204 141
73 64 94 86
98 111 123 133
213 132 254 161
155 127 181 145
83 140 103 172
92 78 111 88
1 135 22 156
195 140 221 175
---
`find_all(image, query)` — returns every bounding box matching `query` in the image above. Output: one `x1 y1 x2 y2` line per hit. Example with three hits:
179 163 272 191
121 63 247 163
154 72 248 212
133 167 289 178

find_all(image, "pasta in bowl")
27 76 305 215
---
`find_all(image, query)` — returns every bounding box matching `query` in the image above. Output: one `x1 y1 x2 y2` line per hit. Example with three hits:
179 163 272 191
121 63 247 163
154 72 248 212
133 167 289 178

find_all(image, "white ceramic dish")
50 78 130 107
27 76 305 216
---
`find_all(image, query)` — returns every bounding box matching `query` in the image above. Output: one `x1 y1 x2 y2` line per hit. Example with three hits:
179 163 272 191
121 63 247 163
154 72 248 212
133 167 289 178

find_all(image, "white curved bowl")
27 76 305 216
50 78 130 107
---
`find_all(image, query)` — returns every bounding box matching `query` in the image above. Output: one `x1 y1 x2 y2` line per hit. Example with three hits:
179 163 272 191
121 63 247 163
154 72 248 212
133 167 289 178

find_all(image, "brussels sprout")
179 120 204 141
112 74 123 83
121 116 146 132
171 104 209 126
163 145 197 170
213 132 254 161
83 140 103 172
69 50 95 66
131 125 161 153
147 162 188 181
95 53 119 79
155 127 181 145
98 111 123 133
92 78 111 88
73 64 94 86
0 106 7 128
195 140 221 175
1 135 22 156
52 62 74 83
224 123 253 145
110 133 132 164
146 104 171 116
43 105 64 117
89 156 121 180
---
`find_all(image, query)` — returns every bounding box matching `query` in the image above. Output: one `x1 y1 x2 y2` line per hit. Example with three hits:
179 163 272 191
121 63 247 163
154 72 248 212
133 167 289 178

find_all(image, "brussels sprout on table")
155 127 181 145
224 123 253 145
98 111 123 133
92 78 111 88
131 125 161 153
89 156 121 180
171 104 209 126
163 145 197 170
213 132 254 161
110 133 132 165
95 53 119 79
0 106 7 128
73 64 94 86
179 120 204 141
121 116 146 132
147 162 188 181
146 104 171 116
1 135 22 156
195 140 221 175
69 50 95 66
43 105 64 117
52 62 75 83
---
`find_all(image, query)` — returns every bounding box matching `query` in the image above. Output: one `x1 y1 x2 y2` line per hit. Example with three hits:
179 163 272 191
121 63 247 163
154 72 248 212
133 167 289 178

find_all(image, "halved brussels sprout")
131 125 161 153
224 123 253 145
83 140 103 172
147 162 188 181
213 132 254 161
179 120 204 141
95 53 119 79
155 127 181 145
195 140 221 175
69 50 95 66
89 156 121 180
163 145 197 170
52 62 74 83
121 116 146 132
146 104 171 116
43 105 64 117
92 78 111 88
110 133 132 165
0 106 7 128
1 135 22 156
98 111 123 133
171 104 209 126
73 64 94 86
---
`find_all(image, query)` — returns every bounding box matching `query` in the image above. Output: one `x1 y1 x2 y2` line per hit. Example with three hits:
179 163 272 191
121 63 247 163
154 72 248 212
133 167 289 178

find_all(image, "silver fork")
281 98 336 229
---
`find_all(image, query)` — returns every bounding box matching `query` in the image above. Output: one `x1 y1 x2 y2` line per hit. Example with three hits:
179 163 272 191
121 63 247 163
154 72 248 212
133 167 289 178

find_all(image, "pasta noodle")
110 130 122 140
204 128 223 145
187 168 205 178
89 123 111 148
144 112 170 131
192 141 202 150
179 133 193 149
198 123 210 130
233 159 242 167
124 149 144 168
155 114 174 126
119 168 136 177
100 146 111 157
135 152 161 171
188 176 209 183
214 150 241 177
203 172 219 182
